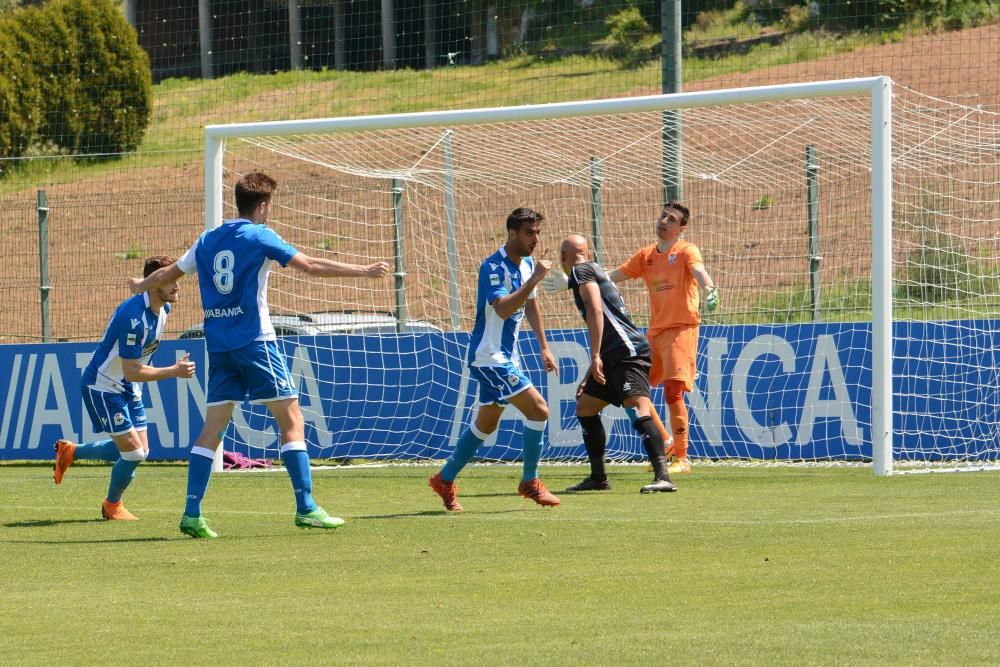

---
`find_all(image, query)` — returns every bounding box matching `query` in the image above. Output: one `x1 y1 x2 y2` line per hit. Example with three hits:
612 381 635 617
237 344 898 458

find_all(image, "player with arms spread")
609 201 718 475
559 234 676 493
54 256 196 520
428 207 561 511
130 172 389 538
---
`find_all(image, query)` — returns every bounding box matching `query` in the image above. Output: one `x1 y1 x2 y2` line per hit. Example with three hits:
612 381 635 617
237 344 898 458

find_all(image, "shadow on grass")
4 518 105 528
354 508 527 520
1 536 171 544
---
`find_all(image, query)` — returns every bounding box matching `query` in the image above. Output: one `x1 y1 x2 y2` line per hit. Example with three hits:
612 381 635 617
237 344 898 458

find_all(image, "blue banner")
2 321 997 461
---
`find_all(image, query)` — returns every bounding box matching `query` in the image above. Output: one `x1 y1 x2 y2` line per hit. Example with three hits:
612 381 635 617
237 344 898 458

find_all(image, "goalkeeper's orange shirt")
616 239 703 338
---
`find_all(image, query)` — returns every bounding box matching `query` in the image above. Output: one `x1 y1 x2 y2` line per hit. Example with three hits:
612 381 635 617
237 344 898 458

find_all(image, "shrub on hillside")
14 4 85 153
47 0 152 154
0 0 151 171
0 16 41 167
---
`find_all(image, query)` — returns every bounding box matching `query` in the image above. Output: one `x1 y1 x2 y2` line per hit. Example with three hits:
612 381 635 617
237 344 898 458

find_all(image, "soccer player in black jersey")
559 234 675 493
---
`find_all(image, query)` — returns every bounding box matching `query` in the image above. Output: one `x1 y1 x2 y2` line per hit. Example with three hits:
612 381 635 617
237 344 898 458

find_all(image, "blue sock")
441 426 485 481
107 458 140 503
184 447 215 517
280 445 316 514
521 421 546 482
73 439 118 461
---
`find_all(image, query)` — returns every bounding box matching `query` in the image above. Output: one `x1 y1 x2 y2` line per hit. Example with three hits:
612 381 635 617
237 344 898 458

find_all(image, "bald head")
560 234 590 274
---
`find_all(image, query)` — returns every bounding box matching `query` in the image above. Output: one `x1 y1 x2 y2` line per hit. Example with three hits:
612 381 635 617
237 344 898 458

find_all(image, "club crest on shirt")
490 274 501 286
126 334 137 346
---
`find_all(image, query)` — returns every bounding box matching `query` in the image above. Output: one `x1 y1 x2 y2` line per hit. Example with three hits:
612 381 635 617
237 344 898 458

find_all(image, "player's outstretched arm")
608 267 631 284
129 264 185 294
287 253 390 279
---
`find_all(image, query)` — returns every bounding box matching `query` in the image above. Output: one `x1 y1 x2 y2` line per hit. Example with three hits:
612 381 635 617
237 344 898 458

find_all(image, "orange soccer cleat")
518 478 560 507
101 499 138 521
53 439 77 484
428 472 463 512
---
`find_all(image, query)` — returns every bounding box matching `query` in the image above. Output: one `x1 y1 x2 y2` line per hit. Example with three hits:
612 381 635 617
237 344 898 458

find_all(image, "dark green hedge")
0 0 151 169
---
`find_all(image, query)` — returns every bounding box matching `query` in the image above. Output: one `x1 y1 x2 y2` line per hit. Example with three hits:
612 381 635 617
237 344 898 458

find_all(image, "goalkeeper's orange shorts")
649 324 698 392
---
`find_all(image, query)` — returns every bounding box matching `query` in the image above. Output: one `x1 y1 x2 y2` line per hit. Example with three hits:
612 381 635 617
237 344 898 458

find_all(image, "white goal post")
200 76 1000 476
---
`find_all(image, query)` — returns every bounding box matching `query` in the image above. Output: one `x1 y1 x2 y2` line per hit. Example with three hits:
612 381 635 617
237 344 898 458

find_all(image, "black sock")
633 416 670 481
578 415 607 481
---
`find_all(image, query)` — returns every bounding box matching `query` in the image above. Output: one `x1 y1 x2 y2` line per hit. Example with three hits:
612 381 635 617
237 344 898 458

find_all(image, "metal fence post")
38 190 51 342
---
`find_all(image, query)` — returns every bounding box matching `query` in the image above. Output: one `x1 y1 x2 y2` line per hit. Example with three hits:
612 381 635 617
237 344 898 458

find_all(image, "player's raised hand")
174 353 196 379
531 258 552 281
365 261 391 278
541 268 569 293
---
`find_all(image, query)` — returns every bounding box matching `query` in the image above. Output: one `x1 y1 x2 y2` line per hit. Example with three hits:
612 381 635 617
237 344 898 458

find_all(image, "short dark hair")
235 172 278 217
143 255 177 278
506 207 545 231
662 200 690 227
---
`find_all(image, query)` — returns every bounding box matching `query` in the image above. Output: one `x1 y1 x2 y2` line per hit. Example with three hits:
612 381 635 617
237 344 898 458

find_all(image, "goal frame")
203 76 895 475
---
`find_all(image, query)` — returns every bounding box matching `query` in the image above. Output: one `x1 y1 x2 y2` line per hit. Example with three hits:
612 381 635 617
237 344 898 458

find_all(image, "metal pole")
198 0 213 79
590 157 603 266
288 0 303 71
37 191 51 343
381 0 396 69
806 145 821 322
870 77 894 476
661 0 683 204
443 132 461 329
392 180 408 332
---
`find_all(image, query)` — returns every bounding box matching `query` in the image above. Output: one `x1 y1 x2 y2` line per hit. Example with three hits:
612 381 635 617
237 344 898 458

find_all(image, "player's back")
184 219 297 352
568 261 649 363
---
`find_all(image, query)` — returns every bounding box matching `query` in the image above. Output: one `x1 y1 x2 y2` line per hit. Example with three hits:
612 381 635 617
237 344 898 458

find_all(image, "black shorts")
582 355 652 407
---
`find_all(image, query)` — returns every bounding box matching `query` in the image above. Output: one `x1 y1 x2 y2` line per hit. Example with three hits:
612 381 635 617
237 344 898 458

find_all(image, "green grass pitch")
1 463 998 665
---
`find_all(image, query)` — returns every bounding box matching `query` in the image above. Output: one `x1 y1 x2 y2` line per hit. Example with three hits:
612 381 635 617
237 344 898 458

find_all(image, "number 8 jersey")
177 218 298 352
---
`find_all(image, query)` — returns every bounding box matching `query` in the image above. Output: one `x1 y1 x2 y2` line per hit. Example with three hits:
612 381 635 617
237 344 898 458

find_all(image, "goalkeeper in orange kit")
544 201 717 474
609 201 718 474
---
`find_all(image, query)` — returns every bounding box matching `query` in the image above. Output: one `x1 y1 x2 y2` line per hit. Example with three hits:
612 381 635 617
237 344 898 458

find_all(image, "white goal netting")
210 80 1000 473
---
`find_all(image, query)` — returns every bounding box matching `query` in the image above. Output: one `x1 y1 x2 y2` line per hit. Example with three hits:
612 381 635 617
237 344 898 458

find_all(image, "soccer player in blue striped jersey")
53 256 197 520
558 234 676 493
130 172 390 538
428 207 561 511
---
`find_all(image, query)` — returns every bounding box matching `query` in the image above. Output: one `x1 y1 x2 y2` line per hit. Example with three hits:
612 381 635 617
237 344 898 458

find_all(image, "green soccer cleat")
179 514 218 539
294 506 345 530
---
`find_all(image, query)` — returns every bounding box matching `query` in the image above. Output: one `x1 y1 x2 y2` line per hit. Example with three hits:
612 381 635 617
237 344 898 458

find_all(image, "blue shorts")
207 340 298 405
82 386 146 436
470 362 533 405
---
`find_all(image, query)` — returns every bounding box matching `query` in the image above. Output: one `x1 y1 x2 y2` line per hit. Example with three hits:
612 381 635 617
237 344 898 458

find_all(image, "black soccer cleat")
639 478 677 494
565 477 611 492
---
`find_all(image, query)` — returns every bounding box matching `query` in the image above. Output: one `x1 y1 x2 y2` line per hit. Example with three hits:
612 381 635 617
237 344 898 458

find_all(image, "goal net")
204 77 1000 475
